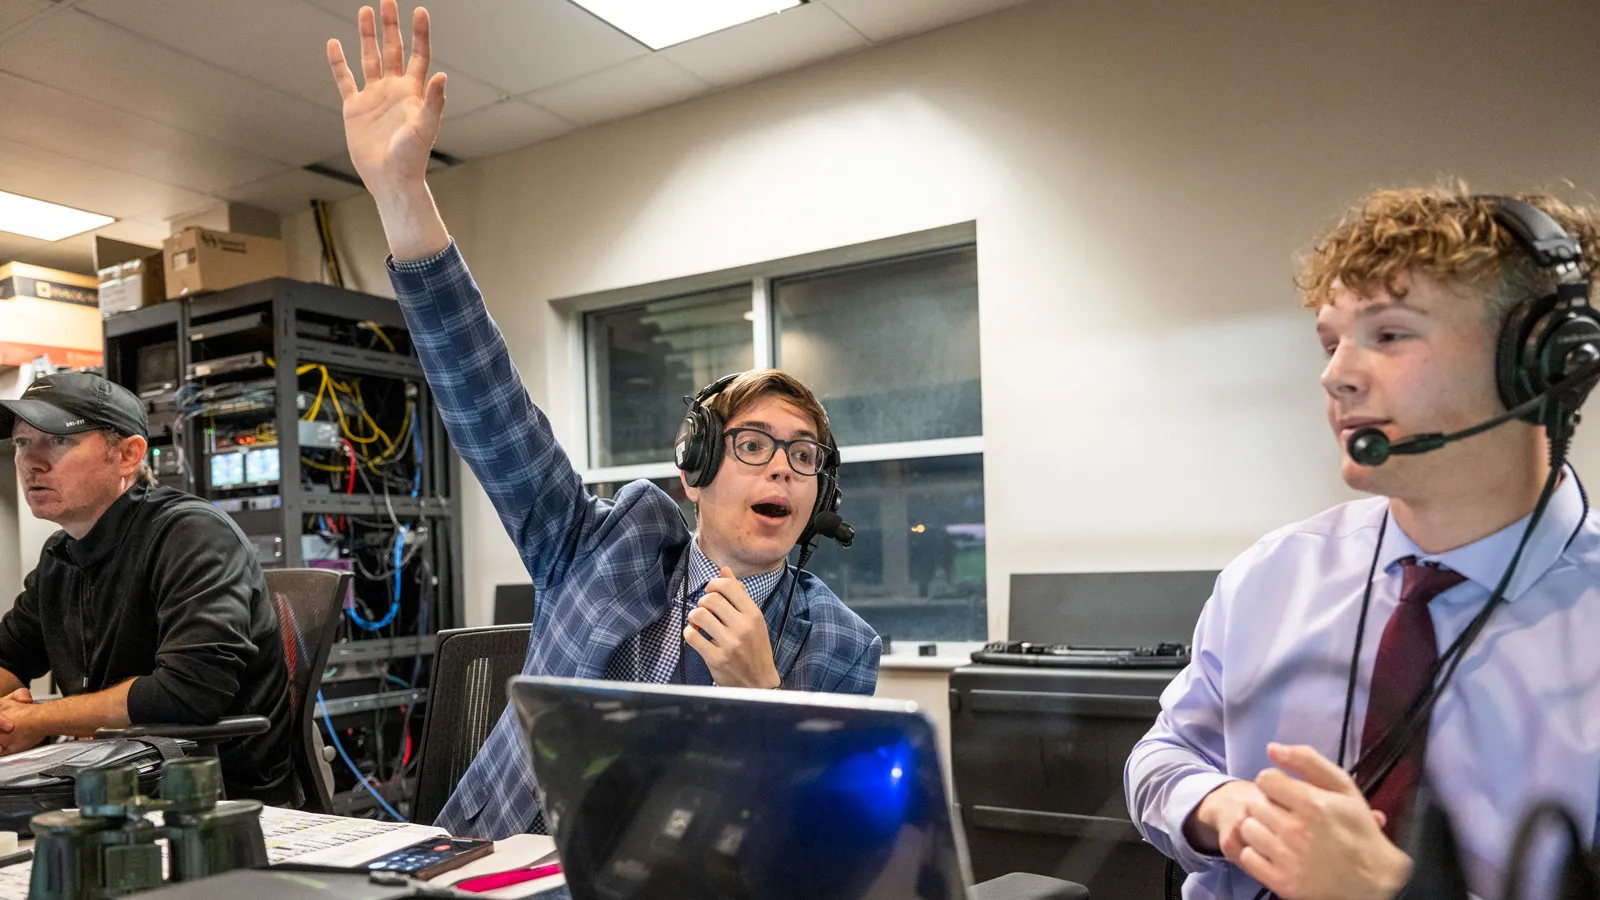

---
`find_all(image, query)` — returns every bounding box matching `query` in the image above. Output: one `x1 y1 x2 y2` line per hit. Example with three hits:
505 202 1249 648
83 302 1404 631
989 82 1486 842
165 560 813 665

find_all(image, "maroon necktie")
1354 556 1465 841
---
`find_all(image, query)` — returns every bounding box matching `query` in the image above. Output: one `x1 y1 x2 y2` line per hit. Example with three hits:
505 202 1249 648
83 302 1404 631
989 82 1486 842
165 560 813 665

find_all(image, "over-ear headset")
672 373 851 549
1348 195 1600 466
1489 195 1600 432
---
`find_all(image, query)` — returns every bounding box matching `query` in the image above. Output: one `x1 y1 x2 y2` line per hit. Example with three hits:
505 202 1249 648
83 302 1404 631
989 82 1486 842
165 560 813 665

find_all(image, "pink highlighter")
454 860 564 893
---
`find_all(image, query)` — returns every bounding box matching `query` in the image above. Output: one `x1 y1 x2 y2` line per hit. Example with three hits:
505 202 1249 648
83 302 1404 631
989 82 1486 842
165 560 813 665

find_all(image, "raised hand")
326 0 450 260
328 0 445 193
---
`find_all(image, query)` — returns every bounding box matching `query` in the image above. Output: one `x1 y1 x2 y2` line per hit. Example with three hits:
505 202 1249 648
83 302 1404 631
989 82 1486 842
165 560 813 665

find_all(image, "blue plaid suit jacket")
388 242 883 839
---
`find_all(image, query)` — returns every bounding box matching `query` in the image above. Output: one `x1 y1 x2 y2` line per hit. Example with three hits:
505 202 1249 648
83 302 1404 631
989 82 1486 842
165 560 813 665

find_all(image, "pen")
454 860 562 893
0 849 33 869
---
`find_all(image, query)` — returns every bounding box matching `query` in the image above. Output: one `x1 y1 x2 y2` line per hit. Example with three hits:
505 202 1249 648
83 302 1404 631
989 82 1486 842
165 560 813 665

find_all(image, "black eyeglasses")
724 428 832 476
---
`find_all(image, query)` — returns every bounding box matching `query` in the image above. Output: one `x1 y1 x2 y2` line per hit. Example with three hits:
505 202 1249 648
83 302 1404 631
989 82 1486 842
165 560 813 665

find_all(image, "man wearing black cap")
0 372 299 805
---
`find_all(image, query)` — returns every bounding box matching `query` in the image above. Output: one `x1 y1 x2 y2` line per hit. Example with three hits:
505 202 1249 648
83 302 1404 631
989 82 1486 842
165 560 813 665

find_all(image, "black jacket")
0 484 299 806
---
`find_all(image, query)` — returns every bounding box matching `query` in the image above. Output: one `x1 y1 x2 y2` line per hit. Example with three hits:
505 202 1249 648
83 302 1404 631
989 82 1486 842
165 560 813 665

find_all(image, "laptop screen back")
509 677 968 900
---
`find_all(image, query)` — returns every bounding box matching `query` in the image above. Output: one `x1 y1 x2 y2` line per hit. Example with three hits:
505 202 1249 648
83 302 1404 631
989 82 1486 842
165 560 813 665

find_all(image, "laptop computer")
508 676 973 900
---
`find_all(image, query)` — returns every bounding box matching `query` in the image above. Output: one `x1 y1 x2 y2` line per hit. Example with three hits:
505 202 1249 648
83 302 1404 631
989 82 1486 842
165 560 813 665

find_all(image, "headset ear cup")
698 406 725 488
1497 297 1545 423
816 470 838 516
675 373 739 489
674 411 705 485
798 469 839 548
675 409 718 489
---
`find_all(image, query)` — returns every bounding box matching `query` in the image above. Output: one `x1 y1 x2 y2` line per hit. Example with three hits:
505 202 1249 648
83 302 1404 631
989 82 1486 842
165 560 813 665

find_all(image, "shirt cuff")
1164 771 1240 873
386 239 458 273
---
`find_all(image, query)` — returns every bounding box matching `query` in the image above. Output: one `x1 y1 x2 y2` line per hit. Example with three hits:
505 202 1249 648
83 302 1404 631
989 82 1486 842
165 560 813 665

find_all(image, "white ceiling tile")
663 2 868 87
306 0 648 95
0 71 289 195
433 99 574 161
822 0 1033 43
93 219 175 249
76 0 503 119
0 9 346 165
0 0 54 38
523 55 708 127
0 137 214 223
218 168 369 217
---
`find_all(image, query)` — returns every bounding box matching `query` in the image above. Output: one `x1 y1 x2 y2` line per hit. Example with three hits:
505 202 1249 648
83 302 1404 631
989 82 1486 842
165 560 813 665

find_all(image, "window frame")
558 221 982 484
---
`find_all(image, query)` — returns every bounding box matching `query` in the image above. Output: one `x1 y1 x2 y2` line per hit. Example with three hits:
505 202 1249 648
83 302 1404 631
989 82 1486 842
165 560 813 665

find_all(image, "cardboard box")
0 262 103 368
97 252 167 318
163 227 287 299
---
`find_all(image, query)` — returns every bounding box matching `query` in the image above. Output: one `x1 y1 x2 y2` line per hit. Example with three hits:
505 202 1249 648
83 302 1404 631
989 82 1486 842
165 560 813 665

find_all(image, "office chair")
1165 859 1185 900
96 568 348 812
971 873 1091 900
410 624 532 826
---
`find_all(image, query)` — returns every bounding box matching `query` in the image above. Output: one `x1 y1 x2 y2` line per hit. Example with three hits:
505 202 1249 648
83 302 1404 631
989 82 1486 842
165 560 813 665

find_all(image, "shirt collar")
683 538 788 611
1379 465 1588 602
51 483 149 569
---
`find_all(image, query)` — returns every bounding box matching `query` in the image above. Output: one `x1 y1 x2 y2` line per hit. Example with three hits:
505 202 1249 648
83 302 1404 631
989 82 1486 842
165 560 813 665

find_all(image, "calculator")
363 837 495 880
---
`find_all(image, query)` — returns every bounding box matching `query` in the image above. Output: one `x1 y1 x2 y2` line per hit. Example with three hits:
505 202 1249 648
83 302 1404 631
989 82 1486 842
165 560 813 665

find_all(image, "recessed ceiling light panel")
571 0 805 51
0 191 116 242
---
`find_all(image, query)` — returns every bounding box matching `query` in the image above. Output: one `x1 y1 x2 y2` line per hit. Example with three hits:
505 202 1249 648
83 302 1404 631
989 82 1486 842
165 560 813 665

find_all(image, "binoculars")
29 757 266 900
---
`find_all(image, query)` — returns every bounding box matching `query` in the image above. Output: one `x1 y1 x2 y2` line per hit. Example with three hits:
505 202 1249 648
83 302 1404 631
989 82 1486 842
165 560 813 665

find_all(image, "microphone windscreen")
813 512 855 548
1347 429 1391 467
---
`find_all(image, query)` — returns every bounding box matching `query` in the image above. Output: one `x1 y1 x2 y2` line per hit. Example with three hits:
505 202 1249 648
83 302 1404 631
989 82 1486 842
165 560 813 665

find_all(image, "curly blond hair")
1297 183 1600 319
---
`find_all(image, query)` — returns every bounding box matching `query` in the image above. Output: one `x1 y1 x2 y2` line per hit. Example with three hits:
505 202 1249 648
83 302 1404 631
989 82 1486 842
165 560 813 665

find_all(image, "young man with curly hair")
1125 186 1600 900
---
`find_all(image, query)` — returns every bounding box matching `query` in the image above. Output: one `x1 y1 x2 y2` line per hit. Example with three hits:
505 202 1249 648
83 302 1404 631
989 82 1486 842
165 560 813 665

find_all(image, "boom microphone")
810 511 855 549
1348 354 1600 467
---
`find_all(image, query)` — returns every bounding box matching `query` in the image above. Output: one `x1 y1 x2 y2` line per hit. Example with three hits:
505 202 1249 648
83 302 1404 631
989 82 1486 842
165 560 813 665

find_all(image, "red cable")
344 438 357 494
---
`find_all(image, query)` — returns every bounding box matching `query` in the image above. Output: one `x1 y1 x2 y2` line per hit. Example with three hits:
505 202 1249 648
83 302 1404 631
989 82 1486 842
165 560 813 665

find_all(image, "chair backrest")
265 567 350 814
411 625 532 826
1164 859 1185 900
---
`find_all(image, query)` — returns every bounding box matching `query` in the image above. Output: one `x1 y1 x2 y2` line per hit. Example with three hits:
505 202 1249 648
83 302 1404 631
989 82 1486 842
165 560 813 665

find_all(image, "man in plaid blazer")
327 0 882 839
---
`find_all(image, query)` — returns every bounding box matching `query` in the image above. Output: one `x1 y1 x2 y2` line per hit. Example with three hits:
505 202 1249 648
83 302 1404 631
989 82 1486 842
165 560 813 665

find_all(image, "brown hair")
704 369 835 450
97 427 158 488
1296 183 1600 320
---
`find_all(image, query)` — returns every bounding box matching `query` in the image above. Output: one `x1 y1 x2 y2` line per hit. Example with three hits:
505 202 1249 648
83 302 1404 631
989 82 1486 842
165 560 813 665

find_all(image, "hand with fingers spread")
1231 743 1410 900
683 567 782 689
326 0 451 260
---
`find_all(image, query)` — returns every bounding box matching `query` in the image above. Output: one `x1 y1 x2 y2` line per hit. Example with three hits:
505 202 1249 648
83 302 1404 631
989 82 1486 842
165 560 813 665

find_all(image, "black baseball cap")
0 372 149 440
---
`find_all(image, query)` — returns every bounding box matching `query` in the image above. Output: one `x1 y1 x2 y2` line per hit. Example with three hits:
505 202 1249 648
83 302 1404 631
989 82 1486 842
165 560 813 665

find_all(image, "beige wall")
285 0 1600 645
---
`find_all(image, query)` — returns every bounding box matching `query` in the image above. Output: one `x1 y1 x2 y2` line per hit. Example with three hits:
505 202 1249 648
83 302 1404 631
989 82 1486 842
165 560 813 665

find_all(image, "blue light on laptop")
811 740 916 836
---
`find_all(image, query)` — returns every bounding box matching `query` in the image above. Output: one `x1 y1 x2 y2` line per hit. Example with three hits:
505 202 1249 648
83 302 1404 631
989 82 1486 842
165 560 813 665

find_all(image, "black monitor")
135 341 179 395
493 583 535 625
1008 570 1219 646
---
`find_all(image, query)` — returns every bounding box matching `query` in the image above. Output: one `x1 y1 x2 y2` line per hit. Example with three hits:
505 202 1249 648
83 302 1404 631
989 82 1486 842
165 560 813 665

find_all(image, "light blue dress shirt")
1125 468 1600 899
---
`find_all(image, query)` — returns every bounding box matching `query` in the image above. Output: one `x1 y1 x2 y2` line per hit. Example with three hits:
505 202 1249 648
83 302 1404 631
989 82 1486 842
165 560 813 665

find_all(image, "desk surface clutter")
0 808 564 900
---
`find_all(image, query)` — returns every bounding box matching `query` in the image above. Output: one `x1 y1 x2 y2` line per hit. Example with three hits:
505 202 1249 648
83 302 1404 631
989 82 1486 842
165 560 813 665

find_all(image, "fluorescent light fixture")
571 0 805 50
0 191 115 242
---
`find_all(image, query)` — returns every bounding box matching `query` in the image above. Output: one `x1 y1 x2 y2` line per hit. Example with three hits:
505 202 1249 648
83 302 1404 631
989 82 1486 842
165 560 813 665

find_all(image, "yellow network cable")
359 321 397 352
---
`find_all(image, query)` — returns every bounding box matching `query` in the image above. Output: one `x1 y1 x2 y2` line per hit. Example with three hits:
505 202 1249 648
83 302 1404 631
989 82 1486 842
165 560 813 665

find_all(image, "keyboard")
970 641 1191 668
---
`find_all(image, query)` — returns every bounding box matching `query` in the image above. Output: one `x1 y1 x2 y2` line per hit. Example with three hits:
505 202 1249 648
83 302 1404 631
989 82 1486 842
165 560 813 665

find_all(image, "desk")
0 816 564 900
426 833 563 897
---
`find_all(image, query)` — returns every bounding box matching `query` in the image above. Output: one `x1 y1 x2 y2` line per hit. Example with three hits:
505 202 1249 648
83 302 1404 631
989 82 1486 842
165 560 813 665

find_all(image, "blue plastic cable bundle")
347 525 407 631
316 691 408 822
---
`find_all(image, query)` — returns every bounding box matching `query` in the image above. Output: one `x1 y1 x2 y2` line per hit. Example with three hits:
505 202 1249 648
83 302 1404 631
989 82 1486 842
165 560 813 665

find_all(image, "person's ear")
680 469 702 504
120 435 148 476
